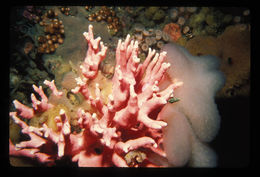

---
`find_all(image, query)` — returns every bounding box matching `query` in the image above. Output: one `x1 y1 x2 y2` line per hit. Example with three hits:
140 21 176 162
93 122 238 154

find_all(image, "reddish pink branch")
44 80 63 97
13 100 34 119
9 25 183 167
31 84 53 112
81 25 108 79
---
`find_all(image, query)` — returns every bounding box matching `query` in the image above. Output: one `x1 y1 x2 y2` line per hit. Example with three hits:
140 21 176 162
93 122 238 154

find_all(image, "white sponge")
160 43 225 167
162 43 225 142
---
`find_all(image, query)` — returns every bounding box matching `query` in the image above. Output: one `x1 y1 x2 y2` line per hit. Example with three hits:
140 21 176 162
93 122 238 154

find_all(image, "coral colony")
9 25 183 167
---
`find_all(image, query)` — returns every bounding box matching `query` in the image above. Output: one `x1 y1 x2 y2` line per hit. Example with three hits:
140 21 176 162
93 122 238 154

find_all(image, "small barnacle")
124 150 147 167
156 41 164 49
185 32 194 40
182 26 190 35
101 63 115 79
67 91 81 105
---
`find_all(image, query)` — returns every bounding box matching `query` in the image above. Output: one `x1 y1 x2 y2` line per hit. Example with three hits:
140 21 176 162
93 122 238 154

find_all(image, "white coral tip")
108 94 114 101
133 56 140 63
60 109 65 115
153 143 158 148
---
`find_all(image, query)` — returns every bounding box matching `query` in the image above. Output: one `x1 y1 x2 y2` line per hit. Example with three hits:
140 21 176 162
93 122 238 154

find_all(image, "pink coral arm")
44 80 63 97
9 25 183 167
13 100 34 119
31 84 53 112
81 24 108 79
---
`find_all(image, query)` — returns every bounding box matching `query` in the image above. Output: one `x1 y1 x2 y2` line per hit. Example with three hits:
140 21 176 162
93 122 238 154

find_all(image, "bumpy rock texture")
185 24 250 98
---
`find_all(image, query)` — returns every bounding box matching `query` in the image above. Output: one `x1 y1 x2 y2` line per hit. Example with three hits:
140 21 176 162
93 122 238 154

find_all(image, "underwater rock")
185 24 250 98
185 35 220 57
15 36 36 59
217 24 250 97
10 72 21 90
25 68 50 86
86 6 121 35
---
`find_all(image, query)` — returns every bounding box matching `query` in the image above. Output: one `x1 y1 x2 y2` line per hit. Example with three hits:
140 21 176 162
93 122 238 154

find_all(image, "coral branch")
9 25 182 167
115 137 157 154
13 100 34 119
44 80 63 97
112 152 128 167
139 51 170 91
113 84 139 127
71 77 90 99
9 108 74 164
81 24 108 79
9 140 54 164
31 84 53 112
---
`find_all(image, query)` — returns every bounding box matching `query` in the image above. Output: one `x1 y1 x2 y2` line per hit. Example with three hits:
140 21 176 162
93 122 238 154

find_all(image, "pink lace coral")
9 25 182 167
